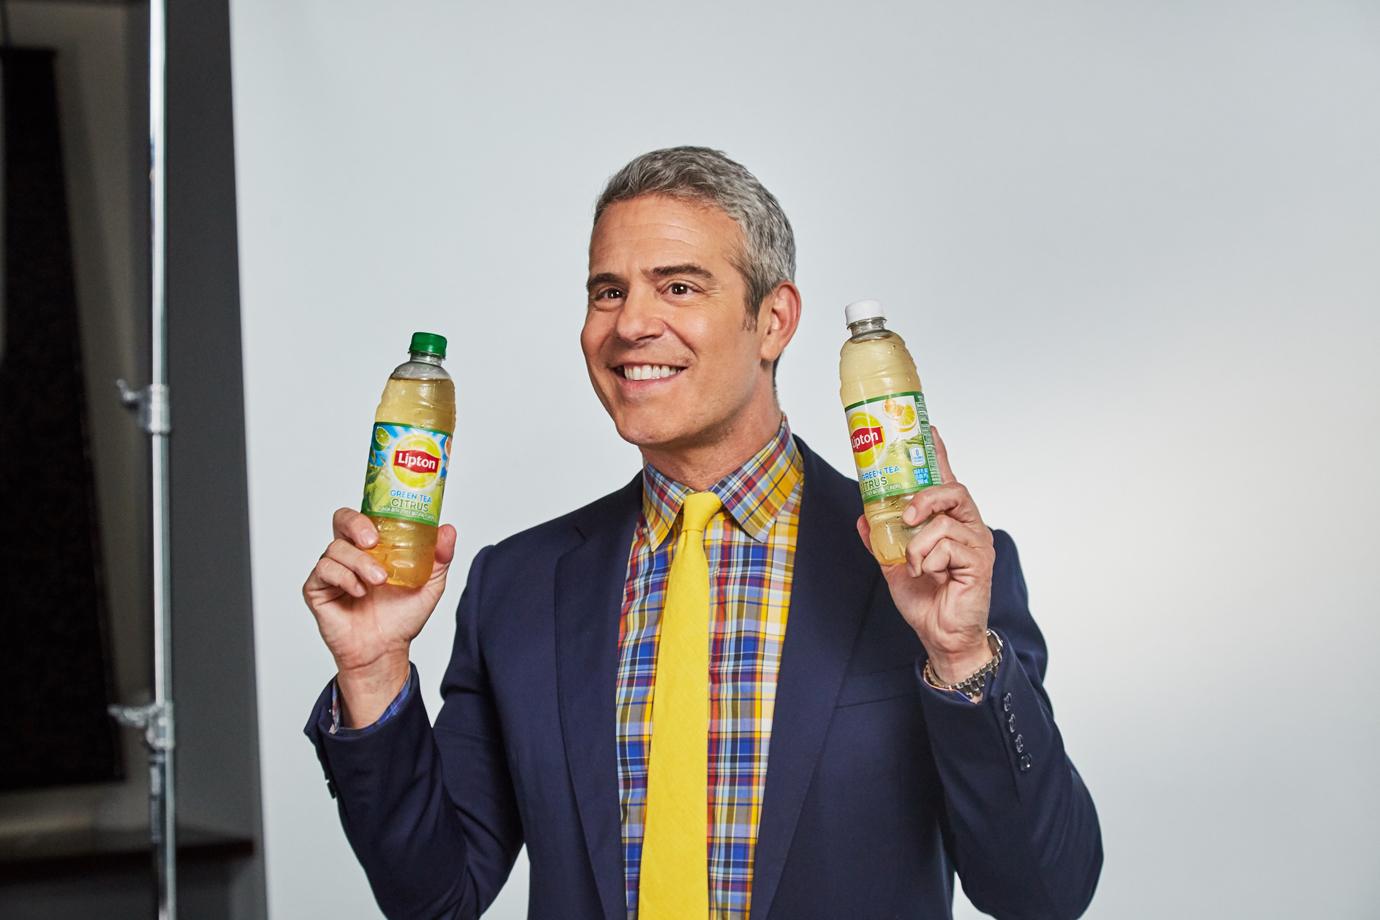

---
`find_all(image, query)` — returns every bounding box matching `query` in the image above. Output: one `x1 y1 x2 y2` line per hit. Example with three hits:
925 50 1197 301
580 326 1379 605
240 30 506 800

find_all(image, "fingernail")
903 507 918 525
370 566 388 584
907 564 919 578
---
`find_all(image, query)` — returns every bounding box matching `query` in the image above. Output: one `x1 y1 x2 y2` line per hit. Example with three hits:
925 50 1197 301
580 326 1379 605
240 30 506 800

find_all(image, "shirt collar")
640 416 803 547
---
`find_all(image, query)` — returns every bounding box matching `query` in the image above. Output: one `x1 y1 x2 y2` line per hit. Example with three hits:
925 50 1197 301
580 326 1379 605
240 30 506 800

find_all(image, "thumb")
929 424 956 484
855 513 871 550
421 525 458 597
434 523 458 567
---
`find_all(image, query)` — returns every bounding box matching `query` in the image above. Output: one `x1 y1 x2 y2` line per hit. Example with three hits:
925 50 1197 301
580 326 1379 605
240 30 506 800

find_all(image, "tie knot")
679 491 721 534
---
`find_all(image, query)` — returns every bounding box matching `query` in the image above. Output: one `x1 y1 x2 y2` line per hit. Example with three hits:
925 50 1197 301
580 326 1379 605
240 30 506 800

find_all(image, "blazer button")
1002 692 1012 713
1014 733 1024 754
1019 753 1032 772
1007 713 1017 734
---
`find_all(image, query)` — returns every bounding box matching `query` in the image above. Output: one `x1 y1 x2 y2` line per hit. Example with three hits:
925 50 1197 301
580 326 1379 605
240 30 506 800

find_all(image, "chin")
610 409 696 452
612 417 674 450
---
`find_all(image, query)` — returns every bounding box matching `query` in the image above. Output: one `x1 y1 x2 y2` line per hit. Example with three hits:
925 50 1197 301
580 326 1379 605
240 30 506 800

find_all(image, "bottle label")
361 422 452 526
843 391 941 504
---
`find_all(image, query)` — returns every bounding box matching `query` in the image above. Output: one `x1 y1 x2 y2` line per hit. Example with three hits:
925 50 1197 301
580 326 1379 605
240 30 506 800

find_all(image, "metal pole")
110 0 176 917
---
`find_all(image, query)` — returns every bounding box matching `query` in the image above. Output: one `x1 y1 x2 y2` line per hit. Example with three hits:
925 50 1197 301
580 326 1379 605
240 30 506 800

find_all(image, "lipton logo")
394 449 439 474
847 410 885 467
851 426 883 453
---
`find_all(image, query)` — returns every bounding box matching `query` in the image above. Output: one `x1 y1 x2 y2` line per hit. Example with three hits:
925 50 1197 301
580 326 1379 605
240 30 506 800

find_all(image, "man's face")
581 194 771 454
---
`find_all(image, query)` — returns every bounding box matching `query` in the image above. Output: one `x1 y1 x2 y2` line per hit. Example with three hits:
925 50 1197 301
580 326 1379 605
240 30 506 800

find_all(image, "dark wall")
0 46 124 792
165 0 268 914
0 0 266 916
166 0 265 851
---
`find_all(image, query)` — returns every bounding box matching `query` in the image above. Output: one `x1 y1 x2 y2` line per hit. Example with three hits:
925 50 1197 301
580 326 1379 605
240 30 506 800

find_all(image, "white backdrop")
229 2 1380 917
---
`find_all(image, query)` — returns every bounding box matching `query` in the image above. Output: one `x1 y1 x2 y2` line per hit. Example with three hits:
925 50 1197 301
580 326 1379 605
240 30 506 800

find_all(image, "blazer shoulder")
484 472 641 564
794 434 866 515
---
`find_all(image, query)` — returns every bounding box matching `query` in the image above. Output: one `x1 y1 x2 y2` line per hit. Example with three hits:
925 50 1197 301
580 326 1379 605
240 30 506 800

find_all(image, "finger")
309 555 366 599
905 513 986 561
909 535 988 579
918 538 955 577
901 482 983 527
929 425 955 485
332 507 379 548
324 537 389 587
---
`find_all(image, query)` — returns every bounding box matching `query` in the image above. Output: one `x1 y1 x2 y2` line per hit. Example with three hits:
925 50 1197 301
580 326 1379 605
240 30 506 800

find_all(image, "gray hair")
594 146 796 328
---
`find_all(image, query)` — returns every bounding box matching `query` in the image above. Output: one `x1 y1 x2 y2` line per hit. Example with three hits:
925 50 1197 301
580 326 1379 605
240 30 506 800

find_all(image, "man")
303 147 1102 919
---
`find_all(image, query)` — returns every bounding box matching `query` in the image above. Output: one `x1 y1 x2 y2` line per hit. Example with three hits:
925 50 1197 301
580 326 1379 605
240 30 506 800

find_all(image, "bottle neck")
847 317 888 339
409 351 444 366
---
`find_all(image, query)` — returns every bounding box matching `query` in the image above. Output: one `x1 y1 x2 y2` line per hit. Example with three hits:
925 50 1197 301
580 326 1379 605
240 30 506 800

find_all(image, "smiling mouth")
615 363 685 382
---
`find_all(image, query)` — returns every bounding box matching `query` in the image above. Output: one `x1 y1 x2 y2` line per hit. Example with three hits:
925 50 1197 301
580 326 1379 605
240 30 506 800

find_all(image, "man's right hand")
302 508 457 727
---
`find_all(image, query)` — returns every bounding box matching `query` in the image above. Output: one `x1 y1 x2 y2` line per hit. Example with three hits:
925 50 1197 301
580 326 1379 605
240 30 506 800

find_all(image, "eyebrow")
585 271 623 293
585 263 718 293
646 263 715 281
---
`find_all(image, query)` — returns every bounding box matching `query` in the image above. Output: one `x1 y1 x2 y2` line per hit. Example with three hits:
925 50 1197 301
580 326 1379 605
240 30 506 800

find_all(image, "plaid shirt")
616 418 803 920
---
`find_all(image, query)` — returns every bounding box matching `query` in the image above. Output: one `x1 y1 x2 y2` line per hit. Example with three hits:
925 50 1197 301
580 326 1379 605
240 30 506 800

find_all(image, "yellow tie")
639 491 722 920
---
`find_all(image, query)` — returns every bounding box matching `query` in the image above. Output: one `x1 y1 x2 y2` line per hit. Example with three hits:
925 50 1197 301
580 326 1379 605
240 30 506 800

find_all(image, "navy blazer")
306 437 1102 919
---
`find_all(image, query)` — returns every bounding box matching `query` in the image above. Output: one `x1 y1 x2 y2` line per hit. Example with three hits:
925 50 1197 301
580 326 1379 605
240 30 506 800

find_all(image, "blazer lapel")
555 476 641 920
749 439 879 920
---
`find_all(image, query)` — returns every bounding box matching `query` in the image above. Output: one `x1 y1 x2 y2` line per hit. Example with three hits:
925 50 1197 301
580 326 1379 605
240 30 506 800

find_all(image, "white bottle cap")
844 299 886 326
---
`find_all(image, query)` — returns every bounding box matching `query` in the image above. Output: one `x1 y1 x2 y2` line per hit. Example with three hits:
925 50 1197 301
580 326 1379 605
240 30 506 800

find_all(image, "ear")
757 281 802 364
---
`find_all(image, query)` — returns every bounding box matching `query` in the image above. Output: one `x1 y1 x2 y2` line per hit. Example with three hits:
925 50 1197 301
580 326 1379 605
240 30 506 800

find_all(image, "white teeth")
621 364 681 381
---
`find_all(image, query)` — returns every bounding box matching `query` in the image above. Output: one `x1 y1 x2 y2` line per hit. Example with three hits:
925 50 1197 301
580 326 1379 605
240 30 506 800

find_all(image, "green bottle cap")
409 331 447 359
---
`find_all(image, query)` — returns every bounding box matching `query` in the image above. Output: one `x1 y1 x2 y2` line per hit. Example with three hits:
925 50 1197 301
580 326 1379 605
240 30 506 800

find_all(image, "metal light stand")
109 0 176 917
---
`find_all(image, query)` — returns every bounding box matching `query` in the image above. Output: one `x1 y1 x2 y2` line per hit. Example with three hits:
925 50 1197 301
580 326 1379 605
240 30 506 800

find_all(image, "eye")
667 282 693 296
592 287 624 303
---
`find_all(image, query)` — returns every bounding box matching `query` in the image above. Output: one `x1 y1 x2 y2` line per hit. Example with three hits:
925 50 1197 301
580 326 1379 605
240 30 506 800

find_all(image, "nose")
613 283 665 344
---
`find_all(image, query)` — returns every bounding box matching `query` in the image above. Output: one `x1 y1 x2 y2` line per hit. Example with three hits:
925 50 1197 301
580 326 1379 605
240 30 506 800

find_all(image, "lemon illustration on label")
848 411 886 468
884 397 919 435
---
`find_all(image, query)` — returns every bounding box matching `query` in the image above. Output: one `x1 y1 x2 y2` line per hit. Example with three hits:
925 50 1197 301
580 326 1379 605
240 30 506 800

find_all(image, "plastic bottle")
838 300 942 565
360 331 456 588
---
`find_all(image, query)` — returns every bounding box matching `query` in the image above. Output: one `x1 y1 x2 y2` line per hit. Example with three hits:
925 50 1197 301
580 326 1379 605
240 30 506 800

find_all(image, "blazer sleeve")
916 528 1103 920
303 544 524 920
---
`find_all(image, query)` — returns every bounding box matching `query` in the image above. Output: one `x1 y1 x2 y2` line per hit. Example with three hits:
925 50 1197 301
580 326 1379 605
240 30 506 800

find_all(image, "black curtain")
0 47 122 790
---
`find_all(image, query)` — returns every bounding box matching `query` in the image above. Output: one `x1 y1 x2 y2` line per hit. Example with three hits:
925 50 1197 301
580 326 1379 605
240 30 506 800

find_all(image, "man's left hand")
855 426 995 684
